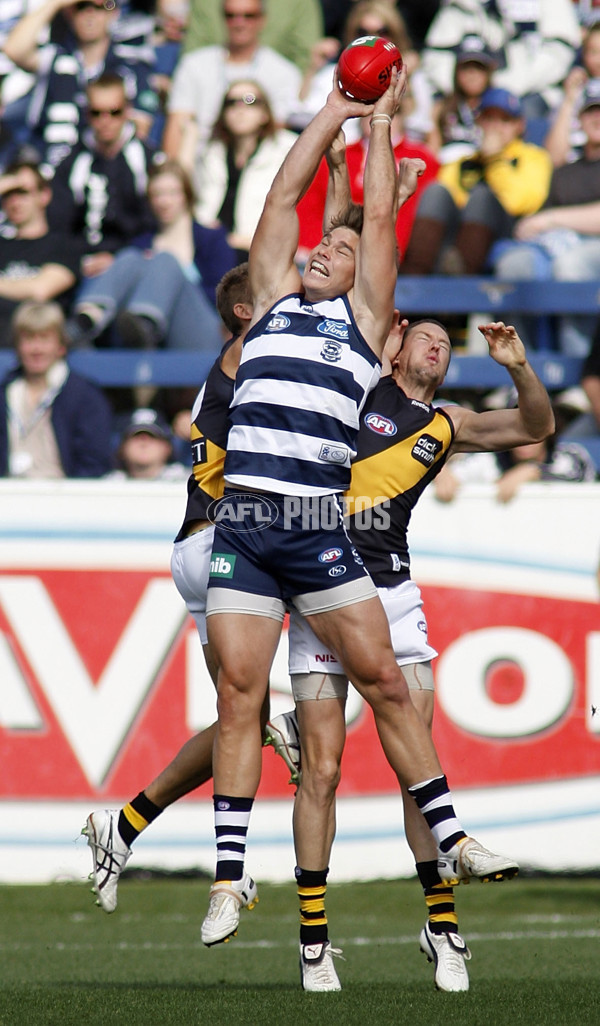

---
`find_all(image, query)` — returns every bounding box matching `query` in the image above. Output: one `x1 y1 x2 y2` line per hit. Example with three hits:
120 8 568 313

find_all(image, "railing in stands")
0 279 594 390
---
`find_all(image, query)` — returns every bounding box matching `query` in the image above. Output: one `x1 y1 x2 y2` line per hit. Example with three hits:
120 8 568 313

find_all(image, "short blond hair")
11 301 68 348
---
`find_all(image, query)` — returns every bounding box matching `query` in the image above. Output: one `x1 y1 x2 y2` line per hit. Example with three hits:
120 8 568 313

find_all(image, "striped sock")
408 775 466 853
296 866 329 945
416 859 458 935
118 791 162 847
213 794 253 881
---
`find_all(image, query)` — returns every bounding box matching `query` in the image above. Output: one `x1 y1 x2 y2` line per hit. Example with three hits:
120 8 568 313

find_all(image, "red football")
337 35 403 103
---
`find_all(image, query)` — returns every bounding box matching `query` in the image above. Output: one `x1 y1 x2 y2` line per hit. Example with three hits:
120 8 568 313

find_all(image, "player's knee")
300 753 341 801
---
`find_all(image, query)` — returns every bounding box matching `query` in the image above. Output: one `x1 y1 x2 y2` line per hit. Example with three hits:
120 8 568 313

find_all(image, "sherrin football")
337 35 403 103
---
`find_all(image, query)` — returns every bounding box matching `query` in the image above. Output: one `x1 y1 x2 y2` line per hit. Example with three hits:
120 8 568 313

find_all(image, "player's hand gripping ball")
337 36 403 103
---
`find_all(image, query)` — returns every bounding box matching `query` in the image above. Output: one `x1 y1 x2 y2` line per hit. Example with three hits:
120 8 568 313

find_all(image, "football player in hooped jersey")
200 66 528 988
288 314 555 991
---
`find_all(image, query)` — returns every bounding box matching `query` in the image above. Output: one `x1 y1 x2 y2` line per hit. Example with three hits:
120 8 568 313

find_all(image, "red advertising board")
1 568 598 800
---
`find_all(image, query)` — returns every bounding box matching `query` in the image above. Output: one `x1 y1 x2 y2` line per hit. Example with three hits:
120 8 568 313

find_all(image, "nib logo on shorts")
209 553 237 578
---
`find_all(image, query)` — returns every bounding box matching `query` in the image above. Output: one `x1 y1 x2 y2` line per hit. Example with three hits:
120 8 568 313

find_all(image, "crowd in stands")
0 0 599 478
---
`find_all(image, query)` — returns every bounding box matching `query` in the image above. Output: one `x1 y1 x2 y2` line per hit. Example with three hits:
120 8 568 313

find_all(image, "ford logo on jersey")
365 412 397 436
266 314 291 331
318 547 343 563
317 319 349 340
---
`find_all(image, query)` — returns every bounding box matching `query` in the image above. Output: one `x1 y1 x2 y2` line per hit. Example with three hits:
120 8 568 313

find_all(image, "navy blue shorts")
206 491 376 619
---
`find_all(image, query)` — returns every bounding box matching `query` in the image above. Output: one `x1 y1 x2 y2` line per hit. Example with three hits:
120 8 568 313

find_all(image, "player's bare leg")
293 688 347 992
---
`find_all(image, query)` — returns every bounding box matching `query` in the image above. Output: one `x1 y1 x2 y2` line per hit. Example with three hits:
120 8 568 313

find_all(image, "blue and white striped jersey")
225 292 381 496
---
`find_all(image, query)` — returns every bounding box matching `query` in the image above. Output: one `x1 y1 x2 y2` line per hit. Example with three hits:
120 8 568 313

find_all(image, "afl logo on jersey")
365 412 397 436
266 313 291 332
320 339 343 362
318 547 343 564
317 319 349 340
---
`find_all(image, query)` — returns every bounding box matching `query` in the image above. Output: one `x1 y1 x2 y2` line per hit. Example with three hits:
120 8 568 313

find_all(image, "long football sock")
296 866 329 945
118 791 163 847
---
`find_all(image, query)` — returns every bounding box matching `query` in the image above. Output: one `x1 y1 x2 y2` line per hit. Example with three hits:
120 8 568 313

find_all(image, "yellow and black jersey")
345 376 454 587
173 339 235 541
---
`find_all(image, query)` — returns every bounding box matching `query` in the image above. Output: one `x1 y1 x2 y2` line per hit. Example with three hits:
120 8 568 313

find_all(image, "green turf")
1 876 598 1026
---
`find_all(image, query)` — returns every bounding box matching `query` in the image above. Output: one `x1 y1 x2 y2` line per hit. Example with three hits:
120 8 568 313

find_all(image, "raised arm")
351 66 407 358
322 131 351 233
248 79 375 318
447 323 555 452
4 0 68 72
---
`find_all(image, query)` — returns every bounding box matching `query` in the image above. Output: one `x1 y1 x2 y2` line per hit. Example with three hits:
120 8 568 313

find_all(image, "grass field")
1 874 598 1026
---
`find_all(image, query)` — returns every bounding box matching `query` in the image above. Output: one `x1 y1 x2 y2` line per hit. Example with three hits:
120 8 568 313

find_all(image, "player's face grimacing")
302 227 359 300
393 322 452 386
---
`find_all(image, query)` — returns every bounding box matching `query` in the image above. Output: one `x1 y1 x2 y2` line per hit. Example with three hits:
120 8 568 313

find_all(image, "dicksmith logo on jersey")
266 313 291 332
412 433 442 467
320 339 343 362
318 547 343 564
317 319 349 341
365 412 397 436
209 554 236 578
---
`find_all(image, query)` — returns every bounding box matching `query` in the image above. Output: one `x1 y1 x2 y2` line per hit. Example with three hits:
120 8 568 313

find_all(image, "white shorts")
170 525 215 646
288 577 437 678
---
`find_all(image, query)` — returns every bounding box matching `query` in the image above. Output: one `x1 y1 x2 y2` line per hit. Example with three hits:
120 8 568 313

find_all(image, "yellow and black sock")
118 791 163 847
296 866 329 945
416 859 458 935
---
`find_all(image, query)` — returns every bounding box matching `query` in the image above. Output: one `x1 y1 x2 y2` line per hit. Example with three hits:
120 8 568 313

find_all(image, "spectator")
320 1 441 51
426 34 497 164
147 0 190 148
65 158 235 350
290 1 431 142
434 431 597 503
297 99 439 262
399 88 552 276
560 318 600 439
47 72 157 282
162 0 301 164
194 80 297 261
4 0 158 169
106 407 187 479
0 159 79 345
0 299 112 477
421 0 581 124
544 22 600 166
182 0 324 74
494 82 600 355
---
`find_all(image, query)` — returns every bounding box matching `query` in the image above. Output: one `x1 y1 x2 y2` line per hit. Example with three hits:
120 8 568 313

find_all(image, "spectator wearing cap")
545 22 600 166
421 0 581 123
426 35 497 164
4 0 158 170
494 82 600 355
399 88 552 276
107 407 187 480
0 299 112 477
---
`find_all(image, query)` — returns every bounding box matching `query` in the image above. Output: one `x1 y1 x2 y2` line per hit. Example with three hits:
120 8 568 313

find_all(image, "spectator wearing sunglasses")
47 73 157 280
181 0 324 74
289 1 432 143
4 0 158 169
0 160 80 346
193 80 297 260
162 0 301 164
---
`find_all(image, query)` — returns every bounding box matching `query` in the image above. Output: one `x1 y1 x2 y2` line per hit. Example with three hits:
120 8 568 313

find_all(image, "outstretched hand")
325 129 347 171
396 157 426 209
372 64 407 119
478 321 527 369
